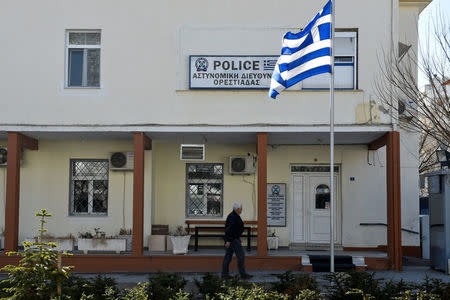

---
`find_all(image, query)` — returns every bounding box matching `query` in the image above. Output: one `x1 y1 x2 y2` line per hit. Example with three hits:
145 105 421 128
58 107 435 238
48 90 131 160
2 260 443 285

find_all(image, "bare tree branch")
375 8 450 174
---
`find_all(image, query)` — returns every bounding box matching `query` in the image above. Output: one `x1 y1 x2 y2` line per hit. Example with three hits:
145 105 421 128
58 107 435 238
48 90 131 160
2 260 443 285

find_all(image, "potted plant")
169 226 191 255
118 228 132 251
77 228 126 254
25 234 75 252
267 229 279 250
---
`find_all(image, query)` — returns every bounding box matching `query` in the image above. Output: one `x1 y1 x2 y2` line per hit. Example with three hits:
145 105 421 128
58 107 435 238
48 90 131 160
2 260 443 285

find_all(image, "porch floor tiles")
146 247 387 258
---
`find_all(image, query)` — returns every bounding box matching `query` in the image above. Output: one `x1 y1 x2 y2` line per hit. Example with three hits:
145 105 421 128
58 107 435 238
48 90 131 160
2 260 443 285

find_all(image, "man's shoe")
241 274 253 280
221 274 232 280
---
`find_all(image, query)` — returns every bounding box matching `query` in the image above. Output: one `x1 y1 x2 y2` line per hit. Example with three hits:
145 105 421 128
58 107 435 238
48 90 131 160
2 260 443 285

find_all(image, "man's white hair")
233 202 242 211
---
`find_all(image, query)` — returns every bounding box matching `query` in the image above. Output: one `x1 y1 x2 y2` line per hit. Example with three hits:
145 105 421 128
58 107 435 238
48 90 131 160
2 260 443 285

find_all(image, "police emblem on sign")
195 57 208 72
271 185 280 195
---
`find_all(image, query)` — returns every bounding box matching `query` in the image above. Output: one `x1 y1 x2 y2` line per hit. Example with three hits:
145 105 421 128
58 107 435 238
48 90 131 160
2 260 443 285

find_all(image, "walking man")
222 202 253 279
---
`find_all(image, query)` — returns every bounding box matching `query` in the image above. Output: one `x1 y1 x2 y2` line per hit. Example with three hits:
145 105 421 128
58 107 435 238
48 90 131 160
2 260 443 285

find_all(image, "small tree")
1 209 72 299
375 8 449 172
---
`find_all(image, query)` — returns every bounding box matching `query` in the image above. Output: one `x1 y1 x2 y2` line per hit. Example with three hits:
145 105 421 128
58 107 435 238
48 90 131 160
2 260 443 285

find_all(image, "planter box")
77 238 126 254
267 236 279 250
24 238 74 252
118 234 132 251
169 235 191 255
148 235 166 251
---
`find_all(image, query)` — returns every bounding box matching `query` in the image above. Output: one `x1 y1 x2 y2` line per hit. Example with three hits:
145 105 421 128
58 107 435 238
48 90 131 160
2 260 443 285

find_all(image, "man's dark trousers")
222 239 247 276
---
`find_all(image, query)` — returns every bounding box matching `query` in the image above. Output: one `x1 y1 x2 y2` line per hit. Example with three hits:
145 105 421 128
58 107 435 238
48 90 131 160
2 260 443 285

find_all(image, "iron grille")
70 159 109 215
291 165 339 173
186 163 223 217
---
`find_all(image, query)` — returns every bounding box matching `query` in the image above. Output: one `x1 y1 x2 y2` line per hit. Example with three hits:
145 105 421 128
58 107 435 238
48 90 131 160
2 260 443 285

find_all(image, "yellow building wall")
153 142 419 248
152 142 258 232
0 138 418 248
0 139 152 244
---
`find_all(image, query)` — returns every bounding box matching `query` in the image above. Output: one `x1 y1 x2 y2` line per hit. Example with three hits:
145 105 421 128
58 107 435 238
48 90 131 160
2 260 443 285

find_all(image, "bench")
185 220 257 252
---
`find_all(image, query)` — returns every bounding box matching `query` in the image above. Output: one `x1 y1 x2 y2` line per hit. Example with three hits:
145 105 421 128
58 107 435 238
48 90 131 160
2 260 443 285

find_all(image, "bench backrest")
185 220 257 226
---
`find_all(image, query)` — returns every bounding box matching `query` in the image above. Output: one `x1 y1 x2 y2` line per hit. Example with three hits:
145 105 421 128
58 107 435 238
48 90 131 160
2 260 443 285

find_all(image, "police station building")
0 0 430 272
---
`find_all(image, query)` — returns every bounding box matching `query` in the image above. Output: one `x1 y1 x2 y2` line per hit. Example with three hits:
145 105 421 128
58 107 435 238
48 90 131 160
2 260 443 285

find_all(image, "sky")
417 0 450 88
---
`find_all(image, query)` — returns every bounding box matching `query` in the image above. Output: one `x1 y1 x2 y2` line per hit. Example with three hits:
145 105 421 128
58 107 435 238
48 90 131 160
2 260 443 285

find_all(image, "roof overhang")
0 125 392 146
399 0 432 13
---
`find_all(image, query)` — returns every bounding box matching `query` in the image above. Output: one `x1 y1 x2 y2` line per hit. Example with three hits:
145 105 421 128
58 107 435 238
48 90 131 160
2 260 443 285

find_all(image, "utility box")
424 170 450 273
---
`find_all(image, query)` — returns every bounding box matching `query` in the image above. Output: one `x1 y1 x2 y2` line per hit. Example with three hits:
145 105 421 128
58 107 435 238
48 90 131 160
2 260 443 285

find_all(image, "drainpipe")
391 0 399 131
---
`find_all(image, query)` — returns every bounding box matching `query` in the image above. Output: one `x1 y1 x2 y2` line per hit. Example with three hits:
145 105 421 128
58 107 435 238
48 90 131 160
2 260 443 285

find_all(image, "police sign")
189 55 277 89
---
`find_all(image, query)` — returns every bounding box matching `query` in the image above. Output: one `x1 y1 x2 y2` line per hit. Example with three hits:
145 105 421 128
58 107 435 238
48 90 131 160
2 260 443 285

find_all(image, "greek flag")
269 0 332 99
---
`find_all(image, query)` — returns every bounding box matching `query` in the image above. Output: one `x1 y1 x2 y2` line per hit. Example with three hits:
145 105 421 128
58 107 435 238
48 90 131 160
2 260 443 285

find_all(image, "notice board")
267 183 286 227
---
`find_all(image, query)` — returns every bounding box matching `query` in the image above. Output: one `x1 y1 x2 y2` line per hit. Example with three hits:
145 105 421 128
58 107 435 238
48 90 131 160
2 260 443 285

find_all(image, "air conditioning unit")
229 155 256 175
109 152 134 171
180 144 205 161
0 147 7 167
398 99 417 120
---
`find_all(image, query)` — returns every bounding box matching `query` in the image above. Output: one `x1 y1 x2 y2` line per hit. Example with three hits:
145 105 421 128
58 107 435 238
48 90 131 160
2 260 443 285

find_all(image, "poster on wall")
267 183 286 227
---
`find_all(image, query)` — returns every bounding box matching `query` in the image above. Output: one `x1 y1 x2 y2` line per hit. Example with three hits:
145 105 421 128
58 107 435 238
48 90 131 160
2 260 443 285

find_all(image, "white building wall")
0 0 394 127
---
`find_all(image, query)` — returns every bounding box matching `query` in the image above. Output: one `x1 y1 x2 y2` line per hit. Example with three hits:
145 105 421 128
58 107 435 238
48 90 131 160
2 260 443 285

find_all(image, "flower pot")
267 236 279 250
24 238 74 252
169 235 191 255
77 238 126 254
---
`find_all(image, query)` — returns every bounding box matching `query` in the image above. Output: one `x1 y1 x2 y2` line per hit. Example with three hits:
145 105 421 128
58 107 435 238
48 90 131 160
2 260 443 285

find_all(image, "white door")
307 175 339 243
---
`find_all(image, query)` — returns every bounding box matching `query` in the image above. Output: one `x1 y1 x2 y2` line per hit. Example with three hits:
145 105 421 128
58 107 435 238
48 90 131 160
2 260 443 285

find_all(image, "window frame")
301 30 357 91
69 158 109 216
185 163 224 219
65 30 102 89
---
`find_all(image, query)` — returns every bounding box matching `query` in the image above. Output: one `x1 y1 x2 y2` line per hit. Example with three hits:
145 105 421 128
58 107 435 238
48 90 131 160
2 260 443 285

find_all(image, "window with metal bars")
69 159 109 215
186 163 223 217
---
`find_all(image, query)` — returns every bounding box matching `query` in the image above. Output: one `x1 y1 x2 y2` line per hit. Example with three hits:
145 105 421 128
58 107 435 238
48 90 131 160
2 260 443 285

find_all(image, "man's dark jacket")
224 210 244 242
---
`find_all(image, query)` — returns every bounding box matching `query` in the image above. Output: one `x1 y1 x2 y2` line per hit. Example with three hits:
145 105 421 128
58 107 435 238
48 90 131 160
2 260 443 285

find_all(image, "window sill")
185 217 224 220
68 214 108 217
64 86 101 89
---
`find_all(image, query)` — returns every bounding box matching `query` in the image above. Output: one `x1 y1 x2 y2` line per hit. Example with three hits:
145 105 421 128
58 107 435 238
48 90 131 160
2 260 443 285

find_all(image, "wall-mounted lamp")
436 149 450 168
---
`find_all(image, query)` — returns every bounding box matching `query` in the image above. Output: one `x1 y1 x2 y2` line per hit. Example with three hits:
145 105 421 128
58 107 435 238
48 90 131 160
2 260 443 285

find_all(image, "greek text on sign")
267 183 286 227
189 55 277 89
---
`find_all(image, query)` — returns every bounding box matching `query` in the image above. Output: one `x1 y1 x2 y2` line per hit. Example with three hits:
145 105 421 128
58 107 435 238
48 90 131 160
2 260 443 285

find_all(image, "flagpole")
330 0 336 273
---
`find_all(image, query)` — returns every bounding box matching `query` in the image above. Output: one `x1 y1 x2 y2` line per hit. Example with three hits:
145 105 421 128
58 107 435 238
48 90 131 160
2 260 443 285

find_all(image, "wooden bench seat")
185 220 257 252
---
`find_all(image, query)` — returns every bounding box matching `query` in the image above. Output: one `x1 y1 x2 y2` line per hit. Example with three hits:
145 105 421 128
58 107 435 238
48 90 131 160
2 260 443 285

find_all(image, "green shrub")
170 289 191 300
0 209 72 300
324 271 381 300
377 279 413 300
85 275 119 300
0 277 13 299
345 289 376 300
61 275 118 300
222 275 253 290
147 272 187 300
215 284 288 300
194 273 228 298
61 275 90 299
416 276 450 300
271 271 319 299
392 290 441 300
120 282 149 300
294 289 324 300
